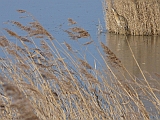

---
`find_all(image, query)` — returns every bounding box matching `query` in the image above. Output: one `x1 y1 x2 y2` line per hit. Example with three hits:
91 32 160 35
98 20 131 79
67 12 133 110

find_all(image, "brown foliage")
0 10 159 120
105 0 160 35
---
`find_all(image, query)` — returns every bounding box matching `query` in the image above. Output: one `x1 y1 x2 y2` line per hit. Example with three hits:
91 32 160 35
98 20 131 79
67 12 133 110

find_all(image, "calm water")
0 0 160 79
106 33 160 79
0 0 105 63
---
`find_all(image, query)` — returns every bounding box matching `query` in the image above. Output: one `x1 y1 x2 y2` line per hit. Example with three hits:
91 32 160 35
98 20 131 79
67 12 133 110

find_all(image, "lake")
0 0 160 119
1 0 160 79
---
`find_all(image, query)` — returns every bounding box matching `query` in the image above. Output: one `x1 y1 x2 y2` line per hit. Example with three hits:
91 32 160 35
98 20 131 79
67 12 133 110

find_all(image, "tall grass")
104 0 160 35
0 10 160 120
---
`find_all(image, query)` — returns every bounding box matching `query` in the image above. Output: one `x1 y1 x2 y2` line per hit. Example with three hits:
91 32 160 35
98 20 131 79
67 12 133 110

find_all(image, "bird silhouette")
112 8 128 31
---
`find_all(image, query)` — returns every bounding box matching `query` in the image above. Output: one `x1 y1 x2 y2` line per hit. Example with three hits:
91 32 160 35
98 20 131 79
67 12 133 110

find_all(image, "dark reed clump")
2 82 39 120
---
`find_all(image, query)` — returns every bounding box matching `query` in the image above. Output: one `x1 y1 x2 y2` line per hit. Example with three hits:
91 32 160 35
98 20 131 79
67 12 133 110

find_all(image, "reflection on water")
106 32 160 79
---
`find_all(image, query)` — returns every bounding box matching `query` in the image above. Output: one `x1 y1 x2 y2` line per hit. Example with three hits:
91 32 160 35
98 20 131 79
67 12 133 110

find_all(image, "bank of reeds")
0 10 160 120
104 0 160 35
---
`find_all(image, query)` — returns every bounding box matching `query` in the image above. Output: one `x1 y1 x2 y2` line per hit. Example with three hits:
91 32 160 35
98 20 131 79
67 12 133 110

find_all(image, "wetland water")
106 33 160 79
0 0 160 82
0 0 159 119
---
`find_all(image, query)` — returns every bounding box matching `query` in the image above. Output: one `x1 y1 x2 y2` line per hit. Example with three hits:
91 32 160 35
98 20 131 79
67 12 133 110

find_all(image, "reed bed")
104 0 160 35
0 10 160 120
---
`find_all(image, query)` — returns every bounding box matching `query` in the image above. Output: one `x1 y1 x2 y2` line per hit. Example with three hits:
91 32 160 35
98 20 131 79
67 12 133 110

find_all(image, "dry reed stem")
40 40 50 50
4 29 19 38
101 42 122 67
78 59 92 69
68 18 77 25
11 21 31 31
17 9 26 13
11 20 54 40
80 68 99 83
19 36 33 43
0 36 9 47
83 40 93 45
65 27 90 40
17 63 30 70
64 42 72 51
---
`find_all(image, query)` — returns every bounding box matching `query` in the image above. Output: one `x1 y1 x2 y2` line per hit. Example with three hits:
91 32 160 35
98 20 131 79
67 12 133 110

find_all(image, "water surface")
106 33 160 79
0 0 160 80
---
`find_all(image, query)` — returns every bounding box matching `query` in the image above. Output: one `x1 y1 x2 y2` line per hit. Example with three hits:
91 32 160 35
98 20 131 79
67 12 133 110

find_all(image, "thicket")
105 0 160 35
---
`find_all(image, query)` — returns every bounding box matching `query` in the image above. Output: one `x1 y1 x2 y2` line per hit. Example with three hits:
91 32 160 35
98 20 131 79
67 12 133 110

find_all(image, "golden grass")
104 0 160 35
0 10 159 120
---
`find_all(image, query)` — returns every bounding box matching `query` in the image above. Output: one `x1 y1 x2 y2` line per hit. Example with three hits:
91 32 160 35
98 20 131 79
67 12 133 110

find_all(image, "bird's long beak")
111 8 115 12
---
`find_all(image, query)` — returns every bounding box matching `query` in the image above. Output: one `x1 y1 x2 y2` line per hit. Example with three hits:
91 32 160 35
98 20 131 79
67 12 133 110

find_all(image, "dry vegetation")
104 0 160 35
0 10 160 120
